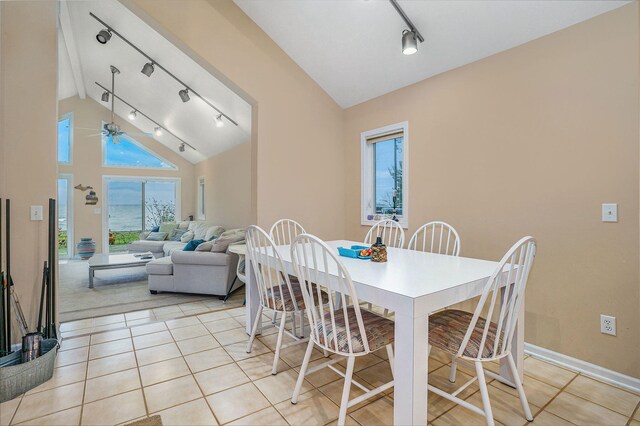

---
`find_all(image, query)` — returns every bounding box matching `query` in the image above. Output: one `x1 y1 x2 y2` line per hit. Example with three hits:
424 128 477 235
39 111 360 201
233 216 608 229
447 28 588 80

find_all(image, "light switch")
602 203 618 222
30 205 43 221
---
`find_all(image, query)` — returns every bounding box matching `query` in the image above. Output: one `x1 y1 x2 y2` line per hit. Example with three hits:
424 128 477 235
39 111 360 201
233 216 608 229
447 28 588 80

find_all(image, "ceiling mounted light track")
95 81 197 152
89 12 238 127
389 0 424 55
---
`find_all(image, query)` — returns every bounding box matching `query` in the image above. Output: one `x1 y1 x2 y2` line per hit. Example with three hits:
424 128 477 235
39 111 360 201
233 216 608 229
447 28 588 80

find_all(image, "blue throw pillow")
151 226 160 232
183 239 205 251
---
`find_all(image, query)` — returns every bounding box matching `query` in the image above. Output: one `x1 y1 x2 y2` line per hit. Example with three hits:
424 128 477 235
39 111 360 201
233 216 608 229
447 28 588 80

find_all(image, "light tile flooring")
2 306 639 426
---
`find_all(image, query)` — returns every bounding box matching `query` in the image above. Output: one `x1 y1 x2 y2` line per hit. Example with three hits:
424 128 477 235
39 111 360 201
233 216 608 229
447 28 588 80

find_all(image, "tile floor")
1 306 639 426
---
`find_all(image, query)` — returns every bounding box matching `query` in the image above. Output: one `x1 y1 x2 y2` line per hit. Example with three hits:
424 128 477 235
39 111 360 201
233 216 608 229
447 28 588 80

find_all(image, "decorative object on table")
85 190 98 205
73 184 93 191
371 236 387 262
76 237 96 259
338 245 371 259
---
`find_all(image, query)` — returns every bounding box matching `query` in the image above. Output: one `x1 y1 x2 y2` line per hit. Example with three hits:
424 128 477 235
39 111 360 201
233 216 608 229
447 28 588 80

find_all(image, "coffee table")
87 252 154 288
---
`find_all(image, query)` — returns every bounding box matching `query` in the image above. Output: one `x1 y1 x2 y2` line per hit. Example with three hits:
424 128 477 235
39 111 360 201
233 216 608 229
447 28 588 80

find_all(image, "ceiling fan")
81 65 151 144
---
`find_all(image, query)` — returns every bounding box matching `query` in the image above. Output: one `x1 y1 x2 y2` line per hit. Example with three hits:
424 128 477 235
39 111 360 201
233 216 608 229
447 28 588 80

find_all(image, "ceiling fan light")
179 143 186 152
215 114 224 128
96 29 112 44
141 62 155 77
179 88 190 103
154 127 163 136
101 91 110 102
128 110 137 120
402 30 418 55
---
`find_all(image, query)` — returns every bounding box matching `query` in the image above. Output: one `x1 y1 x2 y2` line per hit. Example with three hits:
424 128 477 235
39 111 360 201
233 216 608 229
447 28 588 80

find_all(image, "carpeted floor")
59 259 244 323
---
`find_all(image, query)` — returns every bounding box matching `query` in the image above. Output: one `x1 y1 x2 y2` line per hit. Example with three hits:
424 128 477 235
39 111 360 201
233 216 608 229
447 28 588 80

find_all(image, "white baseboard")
525 342 640 394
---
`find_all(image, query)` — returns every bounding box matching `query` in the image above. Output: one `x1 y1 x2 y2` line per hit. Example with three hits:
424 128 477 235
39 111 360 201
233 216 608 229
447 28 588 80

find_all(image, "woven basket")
0 339 58 402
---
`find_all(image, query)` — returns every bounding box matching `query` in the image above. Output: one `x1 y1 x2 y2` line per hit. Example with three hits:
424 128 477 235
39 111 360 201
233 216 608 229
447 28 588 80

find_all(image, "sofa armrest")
139 231 150 240
171 251 230 267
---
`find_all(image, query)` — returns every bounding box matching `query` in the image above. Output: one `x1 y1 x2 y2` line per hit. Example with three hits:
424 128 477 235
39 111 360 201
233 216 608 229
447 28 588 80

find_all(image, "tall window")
102 129 177 170
197 177 206 220
58 113 73 164
361 122 409 227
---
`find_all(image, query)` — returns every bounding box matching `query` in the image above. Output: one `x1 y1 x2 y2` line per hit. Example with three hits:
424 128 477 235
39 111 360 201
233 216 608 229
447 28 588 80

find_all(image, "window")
197 177 206 220
102 127 177 170
361 122 409 227
58 113 73 164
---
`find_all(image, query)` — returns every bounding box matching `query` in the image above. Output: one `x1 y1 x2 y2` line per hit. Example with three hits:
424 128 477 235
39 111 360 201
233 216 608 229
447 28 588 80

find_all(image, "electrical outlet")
600 315 616 336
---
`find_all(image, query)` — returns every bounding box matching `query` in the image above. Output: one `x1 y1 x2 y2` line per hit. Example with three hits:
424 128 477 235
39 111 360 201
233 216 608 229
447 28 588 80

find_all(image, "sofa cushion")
168 229 187 241
163 241 186 256
171 251 230 266
146 231 168 241
195 242 214 252
191 222 212 240
184 239 206 251
159 223 178 234
210 229 246 253
146 257 173 275
177 221 190 230
205 226 225 241
180 230 195 243
129 240 166 253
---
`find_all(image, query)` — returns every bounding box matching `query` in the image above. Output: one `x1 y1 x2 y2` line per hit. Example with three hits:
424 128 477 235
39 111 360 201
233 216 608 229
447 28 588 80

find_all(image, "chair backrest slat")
291 234 370 356
269 219 306 246
364 219 405 248
246 225 301 314
456 236 537 361
408 221 461 256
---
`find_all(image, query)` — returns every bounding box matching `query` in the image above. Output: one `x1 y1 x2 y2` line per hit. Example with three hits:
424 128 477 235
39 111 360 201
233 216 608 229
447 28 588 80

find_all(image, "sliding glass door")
104 177 180 253
58 174 73 258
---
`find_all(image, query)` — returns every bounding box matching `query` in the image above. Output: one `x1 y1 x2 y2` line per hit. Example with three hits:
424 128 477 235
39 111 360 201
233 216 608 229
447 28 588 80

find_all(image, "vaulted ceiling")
58 0 251 163
234 0 630 108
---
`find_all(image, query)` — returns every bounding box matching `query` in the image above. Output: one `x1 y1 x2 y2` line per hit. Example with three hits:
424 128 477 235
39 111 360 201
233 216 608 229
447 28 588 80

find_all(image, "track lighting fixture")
179 143 186 152
179 88 190 103
96 29 112 44
402 30 418 55
101 91 110 102
128 110 137 120
215 114 224 128
141 62 155 77
154 127 163 136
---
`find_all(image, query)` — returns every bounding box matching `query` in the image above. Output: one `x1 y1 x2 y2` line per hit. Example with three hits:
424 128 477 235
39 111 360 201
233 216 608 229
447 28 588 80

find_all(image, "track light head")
179 143 186 152
101 91 110 102
96 29 112 44
154 127 163 136
402 30 418 55
141 62 155 77
179 88 190 103
128 110 137 120
215 114 224 128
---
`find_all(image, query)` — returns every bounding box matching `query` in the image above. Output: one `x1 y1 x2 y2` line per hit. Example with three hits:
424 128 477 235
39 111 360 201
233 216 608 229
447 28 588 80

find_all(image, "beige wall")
344 4 640 377
0 1 58 337
124 0 345 239
58 96 196 254
194 142 252 229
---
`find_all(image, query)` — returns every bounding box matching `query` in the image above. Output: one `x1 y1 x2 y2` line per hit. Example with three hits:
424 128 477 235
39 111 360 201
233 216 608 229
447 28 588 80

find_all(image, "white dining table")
245 240 525 425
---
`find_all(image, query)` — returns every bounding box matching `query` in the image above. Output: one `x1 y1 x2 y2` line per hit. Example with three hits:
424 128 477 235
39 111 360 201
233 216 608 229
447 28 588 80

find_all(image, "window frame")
58 113 73 165
197 176 206 220
360 121 409 228
101 123 178 170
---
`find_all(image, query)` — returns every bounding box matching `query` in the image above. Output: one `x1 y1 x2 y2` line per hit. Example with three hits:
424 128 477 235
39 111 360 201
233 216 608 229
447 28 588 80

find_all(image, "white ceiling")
234 0 630 108
58 0 251 163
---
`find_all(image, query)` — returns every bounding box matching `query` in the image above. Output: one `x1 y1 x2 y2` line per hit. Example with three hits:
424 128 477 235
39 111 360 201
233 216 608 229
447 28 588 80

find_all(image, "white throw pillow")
192 222 211 240
180 230 195 243
195 242 214 251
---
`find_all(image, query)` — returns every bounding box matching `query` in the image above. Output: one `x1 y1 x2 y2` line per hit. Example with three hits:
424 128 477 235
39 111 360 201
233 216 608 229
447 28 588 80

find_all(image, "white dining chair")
364 219 405 249
269 218 306 246
244 225 310 375
290 234 395 426
407 221 461 255
427 236 537 426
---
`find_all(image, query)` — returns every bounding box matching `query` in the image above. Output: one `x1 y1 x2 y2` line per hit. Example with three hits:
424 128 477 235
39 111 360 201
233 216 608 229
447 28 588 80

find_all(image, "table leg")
394 311 429 425
89 267 94 289
245 257 261 336
501 296 525 383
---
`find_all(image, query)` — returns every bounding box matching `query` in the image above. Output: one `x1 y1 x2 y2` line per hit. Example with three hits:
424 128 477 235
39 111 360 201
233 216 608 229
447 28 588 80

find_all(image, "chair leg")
272 311 278 325
292 340 315 404
449 355 458 383
386 344 395 379
272 312 287 375
475 361 495 426
246 305 263 353
508 353 533 421
338 356 355 426
297 311 305 338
